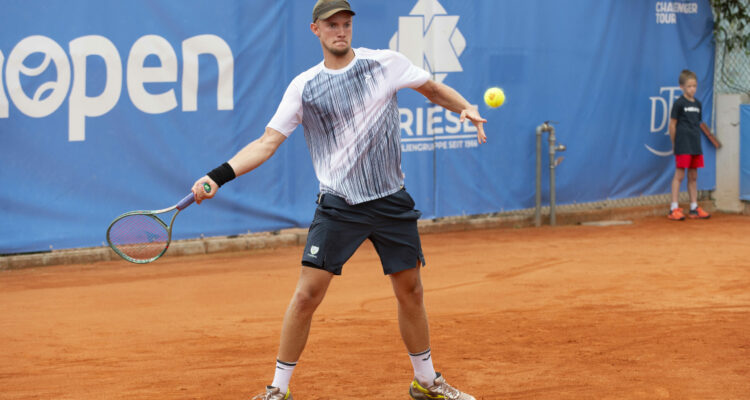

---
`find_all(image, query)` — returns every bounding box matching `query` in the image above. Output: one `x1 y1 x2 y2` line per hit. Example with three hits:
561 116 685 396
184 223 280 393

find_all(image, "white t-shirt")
267 48 430 205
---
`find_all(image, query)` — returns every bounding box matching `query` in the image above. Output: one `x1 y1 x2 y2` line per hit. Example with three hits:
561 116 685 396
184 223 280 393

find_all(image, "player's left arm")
699 122 722 148
414 80 487 143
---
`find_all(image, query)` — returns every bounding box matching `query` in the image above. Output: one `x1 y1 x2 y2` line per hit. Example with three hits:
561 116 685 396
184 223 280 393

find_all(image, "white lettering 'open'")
0 34 235 141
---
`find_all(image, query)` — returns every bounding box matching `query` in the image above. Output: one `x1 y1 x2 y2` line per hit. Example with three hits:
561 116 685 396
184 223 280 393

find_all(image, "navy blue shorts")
301 188 426 275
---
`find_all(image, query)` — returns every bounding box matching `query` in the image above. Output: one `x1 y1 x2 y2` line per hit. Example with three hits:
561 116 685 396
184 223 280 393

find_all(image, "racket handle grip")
177 193 196 210
177 183 211 210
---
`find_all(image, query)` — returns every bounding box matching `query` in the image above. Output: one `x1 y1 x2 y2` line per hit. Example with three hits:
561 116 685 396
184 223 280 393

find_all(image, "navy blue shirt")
670 95 703 155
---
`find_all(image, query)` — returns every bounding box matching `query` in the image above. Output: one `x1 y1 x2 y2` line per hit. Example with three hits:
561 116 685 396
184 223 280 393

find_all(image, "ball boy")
667 69 720 221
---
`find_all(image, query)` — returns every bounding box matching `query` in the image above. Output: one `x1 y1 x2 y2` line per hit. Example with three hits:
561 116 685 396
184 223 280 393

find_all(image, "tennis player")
192 1 485 398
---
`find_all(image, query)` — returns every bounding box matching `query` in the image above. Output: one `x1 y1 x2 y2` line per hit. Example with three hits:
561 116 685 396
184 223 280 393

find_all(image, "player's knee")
396 280 424 305
291 287 325 314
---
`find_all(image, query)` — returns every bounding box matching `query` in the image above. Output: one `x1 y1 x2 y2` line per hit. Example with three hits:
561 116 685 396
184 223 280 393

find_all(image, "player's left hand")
460 108 487 144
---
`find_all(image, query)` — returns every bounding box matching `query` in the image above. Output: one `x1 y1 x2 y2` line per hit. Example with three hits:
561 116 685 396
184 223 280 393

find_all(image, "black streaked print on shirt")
300 58 403 204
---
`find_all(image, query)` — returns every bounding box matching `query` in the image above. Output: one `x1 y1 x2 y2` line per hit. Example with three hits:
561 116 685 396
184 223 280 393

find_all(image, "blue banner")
0 0 715 253
741 105 750 201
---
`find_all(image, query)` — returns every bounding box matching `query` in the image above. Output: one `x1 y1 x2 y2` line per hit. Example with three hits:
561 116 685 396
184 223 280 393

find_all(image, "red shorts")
675 154 704 169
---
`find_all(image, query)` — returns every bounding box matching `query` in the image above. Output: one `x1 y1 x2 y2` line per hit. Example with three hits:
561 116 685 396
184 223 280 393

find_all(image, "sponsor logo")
308 245 319 258
0 34 234 141
399 106 480 152
647 86 681 156
655 1 699 24
390 0 477 152
389 0 466 83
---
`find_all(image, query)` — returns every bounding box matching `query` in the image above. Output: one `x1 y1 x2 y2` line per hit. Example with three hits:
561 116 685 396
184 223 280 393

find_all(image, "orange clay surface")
1 214 749 400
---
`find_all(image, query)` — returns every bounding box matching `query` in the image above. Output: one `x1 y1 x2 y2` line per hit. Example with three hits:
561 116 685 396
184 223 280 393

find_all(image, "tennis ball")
484 87 505 108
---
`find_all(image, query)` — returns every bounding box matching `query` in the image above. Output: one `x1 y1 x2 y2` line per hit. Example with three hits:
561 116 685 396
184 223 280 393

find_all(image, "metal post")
534 124 545 227
548 125 557 225
534 121 565 226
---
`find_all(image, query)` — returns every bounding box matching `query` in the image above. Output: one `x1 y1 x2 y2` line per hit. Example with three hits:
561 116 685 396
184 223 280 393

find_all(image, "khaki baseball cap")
312 0 355 21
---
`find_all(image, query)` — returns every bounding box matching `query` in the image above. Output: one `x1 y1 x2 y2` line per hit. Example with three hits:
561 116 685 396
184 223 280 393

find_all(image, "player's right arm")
227 128 287 176
191 128 287 203
668 118 677 147
192 75 304 203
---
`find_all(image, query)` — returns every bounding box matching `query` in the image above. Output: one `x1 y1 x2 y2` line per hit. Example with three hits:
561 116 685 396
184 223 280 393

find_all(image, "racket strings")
108 214 169 261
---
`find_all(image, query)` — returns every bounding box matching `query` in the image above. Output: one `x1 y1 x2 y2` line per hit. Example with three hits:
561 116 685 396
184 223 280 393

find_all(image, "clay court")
1 214 749 399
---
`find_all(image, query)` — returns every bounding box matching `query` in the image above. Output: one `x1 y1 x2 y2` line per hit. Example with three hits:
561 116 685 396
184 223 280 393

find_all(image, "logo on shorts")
389 0 466 83
308 245 319 258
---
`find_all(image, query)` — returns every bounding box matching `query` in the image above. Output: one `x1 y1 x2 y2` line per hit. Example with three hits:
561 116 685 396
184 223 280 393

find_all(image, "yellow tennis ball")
484 87 505 108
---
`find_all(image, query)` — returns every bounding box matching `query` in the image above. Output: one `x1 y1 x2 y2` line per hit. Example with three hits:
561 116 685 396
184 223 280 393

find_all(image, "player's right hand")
192 176 217 204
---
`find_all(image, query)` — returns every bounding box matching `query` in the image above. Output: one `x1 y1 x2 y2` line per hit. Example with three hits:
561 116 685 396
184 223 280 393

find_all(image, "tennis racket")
106 183 210 263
